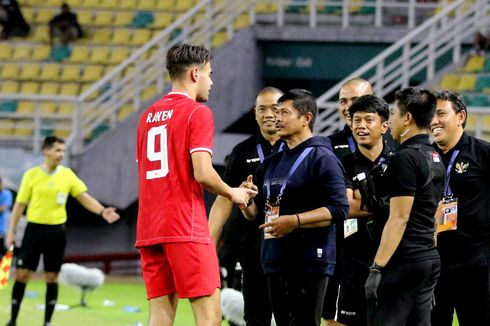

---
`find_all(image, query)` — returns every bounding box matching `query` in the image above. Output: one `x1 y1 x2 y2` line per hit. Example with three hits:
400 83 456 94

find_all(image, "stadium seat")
30 26 50 43
256 3 277 14
454 74 477 92
77 10 93 25
39 82 60 95
17 101 35 114
21 7 35 22
89 47 111 64
58 102 74 116
119 0 134 10
50 45 72 62
467 94 489 107
108 47 131 65
19 63 41 81
13 120 33 137
0 119 14 136
60 65 82 82
20 82 40 94
92 29 113 45
94 11 114 27
112 28 132 45
212 31 228 48
12 45 32 61
152 13 173 29
113 11 134 27
117 104 133 120
175 0 195 12
0 81 20 93
0 101 17 113
59 83 81 96
475 75 490 92
464 55 486 72
439 73 459 90
234 14 251 30
39 102 58 116
0 65 20 79
31 45 51 61
142 85 158 101
137 0 156 11
465 115 477 130
35 9 55 24
155 0 174 10
81 65 105 82
132 11 154 28
0 43 13 60
54 128 71 138
39 64 61 81
131 29 152 46
100 0 119 8
82 0 99 8
69 46 91 63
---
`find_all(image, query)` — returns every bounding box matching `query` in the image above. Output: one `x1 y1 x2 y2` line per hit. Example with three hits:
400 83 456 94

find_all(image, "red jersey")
136 92 214 247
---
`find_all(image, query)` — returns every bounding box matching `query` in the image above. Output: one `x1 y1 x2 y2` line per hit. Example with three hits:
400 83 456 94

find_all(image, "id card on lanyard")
436 149 459 233
263 147 312 239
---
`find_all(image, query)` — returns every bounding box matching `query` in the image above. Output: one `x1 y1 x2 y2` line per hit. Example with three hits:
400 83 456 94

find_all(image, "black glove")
365 263 383 305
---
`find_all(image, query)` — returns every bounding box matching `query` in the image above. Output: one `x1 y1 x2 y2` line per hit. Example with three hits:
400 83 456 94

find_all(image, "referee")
5 136 120 326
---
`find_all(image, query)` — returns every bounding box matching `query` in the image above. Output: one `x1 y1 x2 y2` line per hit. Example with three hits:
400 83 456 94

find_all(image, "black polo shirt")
341 143 395 264
329 124 357 162
222 134 285 249
434 132 490 267
386 134 443 265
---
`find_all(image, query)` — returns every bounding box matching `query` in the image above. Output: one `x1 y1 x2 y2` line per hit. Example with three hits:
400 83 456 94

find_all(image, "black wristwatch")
370 262 384 273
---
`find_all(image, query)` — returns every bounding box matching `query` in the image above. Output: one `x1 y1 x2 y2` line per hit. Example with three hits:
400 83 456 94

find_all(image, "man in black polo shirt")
365 88 445 325
337 95 395 326
209 87 284 326
430 90 490 326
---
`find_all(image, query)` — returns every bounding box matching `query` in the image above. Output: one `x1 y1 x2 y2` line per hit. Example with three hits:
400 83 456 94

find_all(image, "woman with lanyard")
241 89 349 326
431 90 490 326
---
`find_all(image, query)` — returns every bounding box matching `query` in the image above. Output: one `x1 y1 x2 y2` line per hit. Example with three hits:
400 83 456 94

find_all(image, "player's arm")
75 192 120 224
191 152 255 206
5 202 27 247
348 188 372 218
372 195 413 267
208 195 233 245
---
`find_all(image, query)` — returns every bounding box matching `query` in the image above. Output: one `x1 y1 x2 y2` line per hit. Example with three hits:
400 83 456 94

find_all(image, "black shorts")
16 222 66 273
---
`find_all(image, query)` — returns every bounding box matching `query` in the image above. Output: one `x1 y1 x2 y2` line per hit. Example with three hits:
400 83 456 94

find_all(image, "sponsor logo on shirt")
246 157 261 163
334 144 349 149
455 161 469 174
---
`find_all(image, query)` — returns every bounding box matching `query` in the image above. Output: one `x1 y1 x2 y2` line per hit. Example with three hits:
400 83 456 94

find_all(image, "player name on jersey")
146 109 174 124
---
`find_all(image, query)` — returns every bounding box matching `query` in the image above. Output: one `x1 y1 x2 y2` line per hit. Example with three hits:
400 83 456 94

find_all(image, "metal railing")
314 0 489 135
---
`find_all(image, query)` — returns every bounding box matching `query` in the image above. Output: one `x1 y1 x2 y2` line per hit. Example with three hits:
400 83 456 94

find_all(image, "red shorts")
139 241 220 299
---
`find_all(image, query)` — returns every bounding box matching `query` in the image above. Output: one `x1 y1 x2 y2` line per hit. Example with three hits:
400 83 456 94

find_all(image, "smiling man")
336 95 395 326
430 90 490 326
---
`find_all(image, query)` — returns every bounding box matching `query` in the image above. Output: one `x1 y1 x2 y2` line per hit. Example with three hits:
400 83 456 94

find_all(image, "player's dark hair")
42 136 65 150
349 95 390 122
166 43 212 79
394 87 436 129
433 90 468 128
277 89 317 131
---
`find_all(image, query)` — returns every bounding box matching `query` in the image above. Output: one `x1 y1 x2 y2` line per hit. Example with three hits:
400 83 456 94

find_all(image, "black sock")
10 281 26 323
44 282 58 324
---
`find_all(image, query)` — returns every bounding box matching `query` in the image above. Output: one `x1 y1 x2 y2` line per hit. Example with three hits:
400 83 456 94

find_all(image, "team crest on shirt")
454 161 469 174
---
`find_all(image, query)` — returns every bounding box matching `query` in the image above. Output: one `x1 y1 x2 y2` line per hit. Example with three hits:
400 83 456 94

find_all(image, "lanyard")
256 142 285 163
444 149 460 196
347 136 356 153
265 147 313 204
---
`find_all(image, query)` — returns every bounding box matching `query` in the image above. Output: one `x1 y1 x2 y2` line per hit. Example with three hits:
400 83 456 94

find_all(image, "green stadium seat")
50 45 72 62
132 11 154 28
0 101 18 112
475 75 490 92
467 94 489 107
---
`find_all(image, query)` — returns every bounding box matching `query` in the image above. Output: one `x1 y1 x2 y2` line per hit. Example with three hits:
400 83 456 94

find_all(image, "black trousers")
241 246 273 326
431 252 490 326
338 257 370 325
267 271 329 326
367 258 440 326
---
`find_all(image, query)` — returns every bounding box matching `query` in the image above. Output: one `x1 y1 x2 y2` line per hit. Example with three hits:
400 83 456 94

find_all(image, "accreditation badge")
264 205 279 239
436 197 458 233
344 218 358 238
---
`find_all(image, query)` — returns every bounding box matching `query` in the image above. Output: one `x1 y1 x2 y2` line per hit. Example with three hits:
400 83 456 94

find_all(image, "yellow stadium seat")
152 13 173 29
0 65 20 80
108 47 131 65
137 0 156 10
12 45 32 61
113 11 133 27
117 104 133 120
44 0 60 6
175 0 194 12
40 102 58 116
77 10 93 25
0 44 13 60
155 0 174 10
20 82 40 93
0 81 20 93
0 119 14 135
131 29 152 46
119 0 133 10
69 46 91 63
30 26 50 43
465 115 476 130
22 7 35 22
39 82 60 95
464 55 486 73
60 65 82 82
81 65 105 82
212 31 227 48
439 74 459 90
19 63 41 81
91 28 113 44
234 14 251 30
58 102 74 116
80 83 99 100
13 120 33 136
142 85 157 101
31 45 51 61
59 83 80 96
82 0 99 8
256 3 277 13
17 101 35 114
35 9 55 24
101 0 119 8
89 47 110 64
112 28 132 45
94 11 114 27
455 74 477 92
39 64 61 81
54 128 71 138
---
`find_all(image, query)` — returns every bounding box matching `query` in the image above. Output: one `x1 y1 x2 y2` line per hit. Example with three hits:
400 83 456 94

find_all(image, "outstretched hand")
102 207 120 224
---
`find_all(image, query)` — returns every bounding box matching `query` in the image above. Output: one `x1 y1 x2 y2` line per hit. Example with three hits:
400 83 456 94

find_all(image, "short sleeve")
16 170 32 204
188 105 214 155
68 169 88 197
387 150 418 198
222 147 241 186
